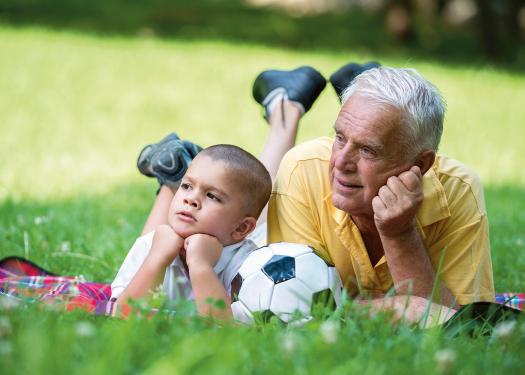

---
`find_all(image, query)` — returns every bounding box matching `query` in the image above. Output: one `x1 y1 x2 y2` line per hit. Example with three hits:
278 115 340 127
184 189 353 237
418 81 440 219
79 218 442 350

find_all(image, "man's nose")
334 143 357 173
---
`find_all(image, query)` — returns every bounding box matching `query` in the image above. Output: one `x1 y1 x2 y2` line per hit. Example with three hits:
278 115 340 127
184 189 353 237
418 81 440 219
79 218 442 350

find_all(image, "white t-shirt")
110 224 265 301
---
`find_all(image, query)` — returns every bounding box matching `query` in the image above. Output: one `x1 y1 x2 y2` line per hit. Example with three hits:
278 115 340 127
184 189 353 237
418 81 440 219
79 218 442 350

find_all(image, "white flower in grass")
282 332 296 355
493 320 516 342
0 297 20 311
61 241 71 252
435 348 456 374
320 320 339 344
0 340 13 356
16 215 25 226
75 321 96 338
0 317 12 338
34 216 48 225
43 300 63 312
516 238 523 247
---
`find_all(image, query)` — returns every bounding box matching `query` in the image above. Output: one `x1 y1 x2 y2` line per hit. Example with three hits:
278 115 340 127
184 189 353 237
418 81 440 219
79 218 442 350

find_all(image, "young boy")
110 63 334 319
111 144 272 319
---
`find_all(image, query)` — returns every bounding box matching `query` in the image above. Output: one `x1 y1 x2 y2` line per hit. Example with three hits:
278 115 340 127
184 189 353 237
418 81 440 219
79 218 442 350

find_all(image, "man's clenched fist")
372 166 424 238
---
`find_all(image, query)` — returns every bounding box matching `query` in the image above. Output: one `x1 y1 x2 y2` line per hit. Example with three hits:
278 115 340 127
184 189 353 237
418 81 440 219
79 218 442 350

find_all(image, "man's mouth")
335 176 362 189
176 210 197 222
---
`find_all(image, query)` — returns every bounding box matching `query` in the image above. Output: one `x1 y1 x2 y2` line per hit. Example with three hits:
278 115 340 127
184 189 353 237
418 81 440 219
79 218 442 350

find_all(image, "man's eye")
207 192 220 202
361 146 375 156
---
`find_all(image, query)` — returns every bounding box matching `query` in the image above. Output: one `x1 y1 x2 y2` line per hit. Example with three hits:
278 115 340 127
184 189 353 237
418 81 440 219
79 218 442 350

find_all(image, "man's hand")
150 224 185 266
372 166 423 238
184 234 223 271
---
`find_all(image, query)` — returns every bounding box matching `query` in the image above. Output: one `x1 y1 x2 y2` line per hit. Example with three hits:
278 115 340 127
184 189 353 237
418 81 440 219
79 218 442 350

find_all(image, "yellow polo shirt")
268 137 494 305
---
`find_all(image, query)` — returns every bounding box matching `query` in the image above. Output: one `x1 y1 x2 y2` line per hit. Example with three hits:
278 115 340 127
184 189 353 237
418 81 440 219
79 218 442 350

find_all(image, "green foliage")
0 26 524 373
1 0 523 64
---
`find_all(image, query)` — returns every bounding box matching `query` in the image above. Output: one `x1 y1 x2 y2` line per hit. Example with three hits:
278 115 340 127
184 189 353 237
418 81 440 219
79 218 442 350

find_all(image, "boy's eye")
207 192 221 202
180 182 191 190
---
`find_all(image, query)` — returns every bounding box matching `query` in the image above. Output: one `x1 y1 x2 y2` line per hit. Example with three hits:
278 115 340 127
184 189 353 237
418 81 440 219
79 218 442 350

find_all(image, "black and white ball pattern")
231 242 343 324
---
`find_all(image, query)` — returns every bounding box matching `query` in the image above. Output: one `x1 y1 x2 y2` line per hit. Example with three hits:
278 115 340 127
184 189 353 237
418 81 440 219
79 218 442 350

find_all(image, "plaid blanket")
0 256 131 317
1 256 524 319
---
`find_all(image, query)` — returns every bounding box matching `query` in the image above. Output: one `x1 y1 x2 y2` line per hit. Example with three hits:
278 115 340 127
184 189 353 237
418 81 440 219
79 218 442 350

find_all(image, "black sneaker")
137 133 202 187
329 61 381 100
252 66 326 120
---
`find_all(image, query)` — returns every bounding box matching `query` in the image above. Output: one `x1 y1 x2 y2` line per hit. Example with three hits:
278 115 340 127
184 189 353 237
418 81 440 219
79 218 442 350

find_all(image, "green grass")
1 25 525 373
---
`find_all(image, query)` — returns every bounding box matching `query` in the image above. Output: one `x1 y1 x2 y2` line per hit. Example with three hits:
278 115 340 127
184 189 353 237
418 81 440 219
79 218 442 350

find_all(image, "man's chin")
332 193 364 214
332 194 353 212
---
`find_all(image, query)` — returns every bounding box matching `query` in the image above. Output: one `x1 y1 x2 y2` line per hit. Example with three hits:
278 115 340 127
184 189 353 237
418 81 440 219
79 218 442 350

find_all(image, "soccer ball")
231 242 343 324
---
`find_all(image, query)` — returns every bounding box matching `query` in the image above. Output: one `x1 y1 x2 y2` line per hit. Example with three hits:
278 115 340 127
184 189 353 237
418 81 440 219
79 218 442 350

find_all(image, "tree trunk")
474 0 501 59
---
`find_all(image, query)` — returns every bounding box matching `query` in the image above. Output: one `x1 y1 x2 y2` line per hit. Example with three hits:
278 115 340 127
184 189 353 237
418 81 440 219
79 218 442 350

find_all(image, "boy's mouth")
176 210 197 222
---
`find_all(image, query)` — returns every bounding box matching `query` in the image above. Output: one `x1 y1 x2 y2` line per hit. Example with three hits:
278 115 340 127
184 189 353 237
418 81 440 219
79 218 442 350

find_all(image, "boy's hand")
150 224 185 265
184 234 223 271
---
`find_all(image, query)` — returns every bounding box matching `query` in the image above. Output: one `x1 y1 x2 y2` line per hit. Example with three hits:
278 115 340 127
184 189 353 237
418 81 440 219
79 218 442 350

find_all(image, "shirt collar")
418 166 450 226
213 240 245 274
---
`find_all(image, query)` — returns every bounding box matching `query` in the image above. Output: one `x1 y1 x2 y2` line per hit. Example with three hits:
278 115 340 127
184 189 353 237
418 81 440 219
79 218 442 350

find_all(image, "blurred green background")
1 2 525 374
1 0 525 65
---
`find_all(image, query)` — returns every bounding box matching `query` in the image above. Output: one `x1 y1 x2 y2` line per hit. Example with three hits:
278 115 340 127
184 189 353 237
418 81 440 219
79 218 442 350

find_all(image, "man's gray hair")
341 67 445 153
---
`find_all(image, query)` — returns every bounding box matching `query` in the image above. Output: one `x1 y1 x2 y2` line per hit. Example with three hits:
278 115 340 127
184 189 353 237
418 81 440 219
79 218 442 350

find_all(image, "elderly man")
253 63 494 316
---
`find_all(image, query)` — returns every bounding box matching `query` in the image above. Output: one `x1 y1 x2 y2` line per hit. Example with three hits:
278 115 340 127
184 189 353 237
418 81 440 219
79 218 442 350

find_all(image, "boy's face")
167 154 252 245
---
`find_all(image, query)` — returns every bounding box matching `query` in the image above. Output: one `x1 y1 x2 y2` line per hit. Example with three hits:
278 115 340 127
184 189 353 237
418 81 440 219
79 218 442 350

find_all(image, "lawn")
0 25 524 373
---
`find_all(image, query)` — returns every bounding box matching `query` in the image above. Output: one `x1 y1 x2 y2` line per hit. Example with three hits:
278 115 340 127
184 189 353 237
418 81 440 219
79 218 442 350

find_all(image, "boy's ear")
231 217 257 242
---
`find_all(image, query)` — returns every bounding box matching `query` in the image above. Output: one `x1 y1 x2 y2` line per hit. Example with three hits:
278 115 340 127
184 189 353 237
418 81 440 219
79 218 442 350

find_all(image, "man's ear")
231 217 257 242
415 150 435 175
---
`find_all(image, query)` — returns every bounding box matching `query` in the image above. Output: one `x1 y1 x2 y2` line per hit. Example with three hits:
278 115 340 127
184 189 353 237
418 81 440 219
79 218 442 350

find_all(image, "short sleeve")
267 148 326 255
110 232 153 299
268 192 325 253
425 170 494 305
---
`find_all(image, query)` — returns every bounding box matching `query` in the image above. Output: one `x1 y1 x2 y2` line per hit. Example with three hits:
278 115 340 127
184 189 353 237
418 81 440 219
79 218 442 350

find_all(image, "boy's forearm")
116 258 166 304
189 265 233 321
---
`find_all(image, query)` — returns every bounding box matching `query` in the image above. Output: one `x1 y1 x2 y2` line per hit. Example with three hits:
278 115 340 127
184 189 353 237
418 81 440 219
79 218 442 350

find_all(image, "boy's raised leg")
135 134 202 235
141 186 175 235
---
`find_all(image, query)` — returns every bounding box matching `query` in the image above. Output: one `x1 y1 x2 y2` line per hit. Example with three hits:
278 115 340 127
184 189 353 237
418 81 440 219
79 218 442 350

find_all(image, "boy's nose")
183 196 200 209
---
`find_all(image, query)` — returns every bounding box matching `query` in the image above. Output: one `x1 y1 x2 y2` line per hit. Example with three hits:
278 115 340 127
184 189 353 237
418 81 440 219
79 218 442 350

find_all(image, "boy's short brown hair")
200 144 272 218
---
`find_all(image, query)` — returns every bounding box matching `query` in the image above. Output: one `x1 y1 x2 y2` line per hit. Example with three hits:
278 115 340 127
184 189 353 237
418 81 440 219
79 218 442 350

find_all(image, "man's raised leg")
252 66 326 223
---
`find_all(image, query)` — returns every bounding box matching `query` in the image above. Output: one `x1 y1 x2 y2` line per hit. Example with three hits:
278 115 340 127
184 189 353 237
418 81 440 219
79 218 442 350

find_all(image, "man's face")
168 154 247 245
329 94 414 218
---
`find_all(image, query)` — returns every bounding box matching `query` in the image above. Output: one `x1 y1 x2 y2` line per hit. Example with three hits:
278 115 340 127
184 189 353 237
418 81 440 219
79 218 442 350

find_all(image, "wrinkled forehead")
336 94 406 134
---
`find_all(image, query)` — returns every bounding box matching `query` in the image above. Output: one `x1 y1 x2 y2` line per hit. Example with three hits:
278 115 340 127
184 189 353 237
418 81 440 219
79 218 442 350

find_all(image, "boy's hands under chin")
184 234 223 271
150 224 185 266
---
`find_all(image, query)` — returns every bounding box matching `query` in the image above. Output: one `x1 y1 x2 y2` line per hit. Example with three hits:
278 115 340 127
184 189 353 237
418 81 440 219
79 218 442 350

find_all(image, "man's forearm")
357 295 457 327
380 226 456 306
